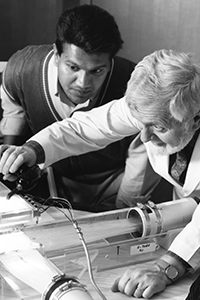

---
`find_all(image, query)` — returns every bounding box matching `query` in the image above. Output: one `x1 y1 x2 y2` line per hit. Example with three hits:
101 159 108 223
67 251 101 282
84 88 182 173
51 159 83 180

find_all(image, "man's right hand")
0 144 37 181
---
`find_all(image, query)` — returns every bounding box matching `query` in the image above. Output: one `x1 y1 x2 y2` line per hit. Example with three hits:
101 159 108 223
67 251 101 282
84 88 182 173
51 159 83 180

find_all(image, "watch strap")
167 251 192 272
155 259 179 282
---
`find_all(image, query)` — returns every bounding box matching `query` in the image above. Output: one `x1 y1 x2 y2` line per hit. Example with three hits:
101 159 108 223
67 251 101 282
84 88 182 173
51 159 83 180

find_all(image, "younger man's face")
54 43 111 106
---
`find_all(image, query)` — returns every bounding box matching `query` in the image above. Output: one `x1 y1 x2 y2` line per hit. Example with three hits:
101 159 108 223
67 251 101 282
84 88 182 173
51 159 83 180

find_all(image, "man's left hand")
111 264 171 298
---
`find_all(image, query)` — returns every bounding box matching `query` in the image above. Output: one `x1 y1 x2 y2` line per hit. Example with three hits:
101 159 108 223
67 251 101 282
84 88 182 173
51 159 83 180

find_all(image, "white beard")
148 133 194 156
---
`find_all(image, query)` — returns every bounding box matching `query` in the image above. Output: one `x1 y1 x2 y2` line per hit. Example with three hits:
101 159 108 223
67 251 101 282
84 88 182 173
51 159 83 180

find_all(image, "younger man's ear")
193 113 200 130
53 43 59 67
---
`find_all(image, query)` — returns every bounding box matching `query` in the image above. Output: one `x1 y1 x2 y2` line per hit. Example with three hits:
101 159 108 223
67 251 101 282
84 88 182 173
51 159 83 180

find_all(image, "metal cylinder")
127 197 198 238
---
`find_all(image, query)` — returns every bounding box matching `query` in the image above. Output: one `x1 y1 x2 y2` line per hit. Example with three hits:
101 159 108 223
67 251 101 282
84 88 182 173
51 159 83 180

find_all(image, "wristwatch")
156 260 179 282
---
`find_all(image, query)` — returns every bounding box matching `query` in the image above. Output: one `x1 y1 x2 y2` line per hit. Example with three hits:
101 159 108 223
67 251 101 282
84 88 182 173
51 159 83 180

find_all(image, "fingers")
0 144 10 158
116 195 151 208
143 281 167 299
143 286 154 299
3 173 18 182
111 278 120 292
111 266 167 299
112 272 138 297
112 276 150 298
133 285 147 298
0 145 27 176
123 279 138 296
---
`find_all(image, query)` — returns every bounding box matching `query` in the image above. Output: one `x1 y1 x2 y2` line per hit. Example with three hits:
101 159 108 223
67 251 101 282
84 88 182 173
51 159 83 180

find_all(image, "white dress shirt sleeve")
28 97 141 168
116 133 148 207
169 203 200 269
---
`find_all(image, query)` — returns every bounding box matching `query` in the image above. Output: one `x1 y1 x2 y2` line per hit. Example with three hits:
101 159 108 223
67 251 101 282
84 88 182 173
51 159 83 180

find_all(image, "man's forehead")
130 102 171 128
62 43 111 67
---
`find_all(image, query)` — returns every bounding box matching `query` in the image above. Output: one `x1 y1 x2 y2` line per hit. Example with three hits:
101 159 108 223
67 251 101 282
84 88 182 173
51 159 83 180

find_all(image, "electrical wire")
52 202 107 300
26 194 108 300
71 218 107 300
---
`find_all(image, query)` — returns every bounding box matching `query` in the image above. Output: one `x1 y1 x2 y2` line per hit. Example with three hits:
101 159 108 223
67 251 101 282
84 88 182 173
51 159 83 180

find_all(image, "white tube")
156 197 197 231
42 275 94 300
127 198 198 238
49 286 94 300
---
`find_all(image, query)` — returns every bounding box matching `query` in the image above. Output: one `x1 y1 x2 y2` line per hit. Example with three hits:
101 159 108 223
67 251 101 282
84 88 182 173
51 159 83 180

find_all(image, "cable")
50 198 107 300
27 194 108 300
71 218 107 300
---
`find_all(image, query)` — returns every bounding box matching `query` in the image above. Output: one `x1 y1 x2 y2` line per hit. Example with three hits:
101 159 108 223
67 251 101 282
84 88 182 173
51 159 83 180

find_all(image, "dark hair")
55 4 123 58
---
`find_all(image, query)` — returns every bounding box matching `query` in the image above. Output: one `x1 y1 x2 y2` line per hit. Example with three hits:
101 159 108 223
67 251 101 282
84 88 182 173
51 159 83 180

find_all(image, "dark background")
0 0 81 61
1 0 200 63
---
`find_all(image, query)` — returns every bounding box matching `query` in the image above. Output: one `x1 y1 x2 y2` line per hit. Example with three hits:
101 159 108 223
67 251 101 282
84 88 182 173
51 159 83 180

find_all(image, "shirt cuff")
24 141 45 164
165 250 193 272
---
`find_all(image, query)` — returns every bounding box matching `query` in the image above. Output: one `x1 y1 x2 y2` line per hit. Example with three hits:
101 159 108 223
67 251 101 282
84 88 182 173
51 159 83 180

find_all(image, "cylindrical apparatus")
41 274 94 300
127 197 198 238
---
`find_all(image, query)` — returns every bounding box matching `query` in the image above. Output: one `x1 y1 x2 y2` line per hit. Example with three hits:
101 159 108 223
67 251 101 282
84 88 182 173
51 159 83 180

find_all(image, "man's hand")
116 194 151 208
111 264 171 298
0 144 37 181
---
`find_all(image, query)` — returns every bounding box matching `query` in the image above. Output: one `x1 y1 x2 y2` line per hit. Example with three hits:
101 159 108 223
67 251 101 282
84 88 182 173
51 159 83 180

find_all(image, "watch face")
166 266 179 280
